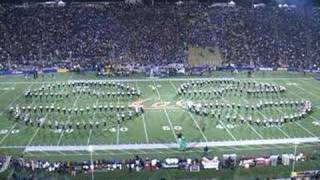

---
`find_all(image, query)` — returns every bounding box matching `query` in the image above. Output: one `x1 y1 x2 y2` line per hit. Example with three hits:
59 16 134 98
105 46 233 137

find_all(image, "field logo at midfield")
152 101 171 108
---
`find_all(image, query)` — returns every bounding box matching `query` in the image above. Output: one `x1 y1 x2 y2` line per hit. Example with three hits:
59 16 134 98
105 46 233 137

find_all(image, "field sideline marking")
135 82 150 144
0 77 314 85
22 143 319 157
23 137 320 152
153 81 178 142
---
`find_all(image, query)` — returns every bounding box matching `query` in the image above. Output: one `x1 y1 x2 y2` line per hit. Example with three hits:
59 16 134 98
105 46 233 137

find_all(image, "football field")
0 71 319 161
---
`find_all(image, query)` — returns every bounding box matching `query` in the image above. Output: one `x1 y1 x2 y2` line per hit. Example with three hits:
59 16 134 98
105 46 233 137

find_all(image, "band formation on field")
7 79 313 138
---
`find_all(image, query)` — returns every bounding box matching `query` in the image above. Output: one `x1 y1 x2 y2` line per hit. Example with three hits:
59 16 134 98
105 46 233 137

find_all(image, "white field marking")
0 83 17 98
87 100 99 146
23 137 320 152
57 91 82 146
295 81 319 99
218 120 237 141
272 98 317 138
0 123 18 144
169 80 177 91
0 84 35 145
135 82 150 144
238 97 264 139
0 84 33 114
141 114 149 143
153 81 178 141
26 78 71 147
295 122 317 137
256 110 290 138
186 111 208 142
116 124 120 145
0 77 315 85
40 150 50 156
278 79 319 137
58 151 66 156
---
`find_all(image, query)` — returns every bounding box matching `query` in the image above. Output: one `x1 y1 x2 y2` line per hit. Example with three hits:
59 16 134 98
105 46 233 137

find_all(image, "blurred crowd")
5 151 319 179
0 3 320 71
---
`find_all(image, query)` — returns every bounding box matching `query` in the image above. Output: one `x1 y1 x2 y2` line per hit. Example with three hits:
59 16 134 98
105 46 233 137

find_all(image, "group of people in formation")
9 80 144 131
177 79 286 98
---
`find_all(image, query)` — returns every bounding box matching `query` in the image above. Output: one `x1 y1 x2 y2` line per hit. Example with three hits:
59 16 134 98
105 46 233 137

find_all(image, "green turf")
0 71 319 161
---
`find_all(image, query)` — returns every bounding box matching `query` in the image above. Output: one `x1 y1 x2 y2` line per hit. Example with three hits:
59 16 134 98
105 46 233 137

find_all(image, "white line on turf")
141 114 149 144
0 123 17 144
116 124 120 145
26 78 71 148
135 82 150 144
57 90 82 146
87 100 99 146
240 98 264 139
256 110 290 138
295 122 317 137
186 111 208 142
279 79 319 137
23 137 320 152
218 120 237 140
153 81 178 142
0 84 35 145
0 77 314 85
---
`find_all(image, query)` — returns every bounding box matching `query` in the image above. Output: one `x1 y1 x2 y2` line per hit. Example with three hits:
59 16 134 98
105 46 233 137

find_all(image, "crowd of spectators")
0 2 320 71
4 151 319 179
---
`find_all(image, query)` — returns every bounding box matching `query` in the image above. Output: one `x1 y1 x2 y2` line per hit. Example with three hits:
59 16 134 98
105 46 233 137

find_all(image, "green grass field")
0 71 319 162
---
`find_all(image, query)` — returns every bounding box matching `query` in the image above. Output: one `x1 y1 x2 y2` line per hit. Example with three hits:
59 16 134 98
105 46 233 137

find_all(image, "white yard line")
273 102 316 137
26 77 72 147
295 122 317 137
153 81 178 141
186 111 208 142
0 123 17 144
141 114 149 144
295 81 319 99
57 91 82 146
219 120 237 141
116 124 120 145
135 82 150 144
239 98 264 139
256 110 290 138
87 100 99 146
0 84 34 145
279 79 318 137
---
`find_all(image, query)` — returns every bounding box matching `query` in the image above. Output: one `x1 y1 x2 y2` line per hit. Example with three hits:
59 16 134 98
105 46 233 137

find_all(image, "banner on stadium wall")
57 68 69 73
259 67 273 71
42 67 57 73
277 67 288 71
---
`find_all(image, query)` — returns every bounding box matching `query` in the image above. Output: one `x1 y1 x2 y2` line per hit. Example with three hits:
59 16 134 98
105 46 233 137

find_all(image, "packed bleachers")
0 3 320 71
